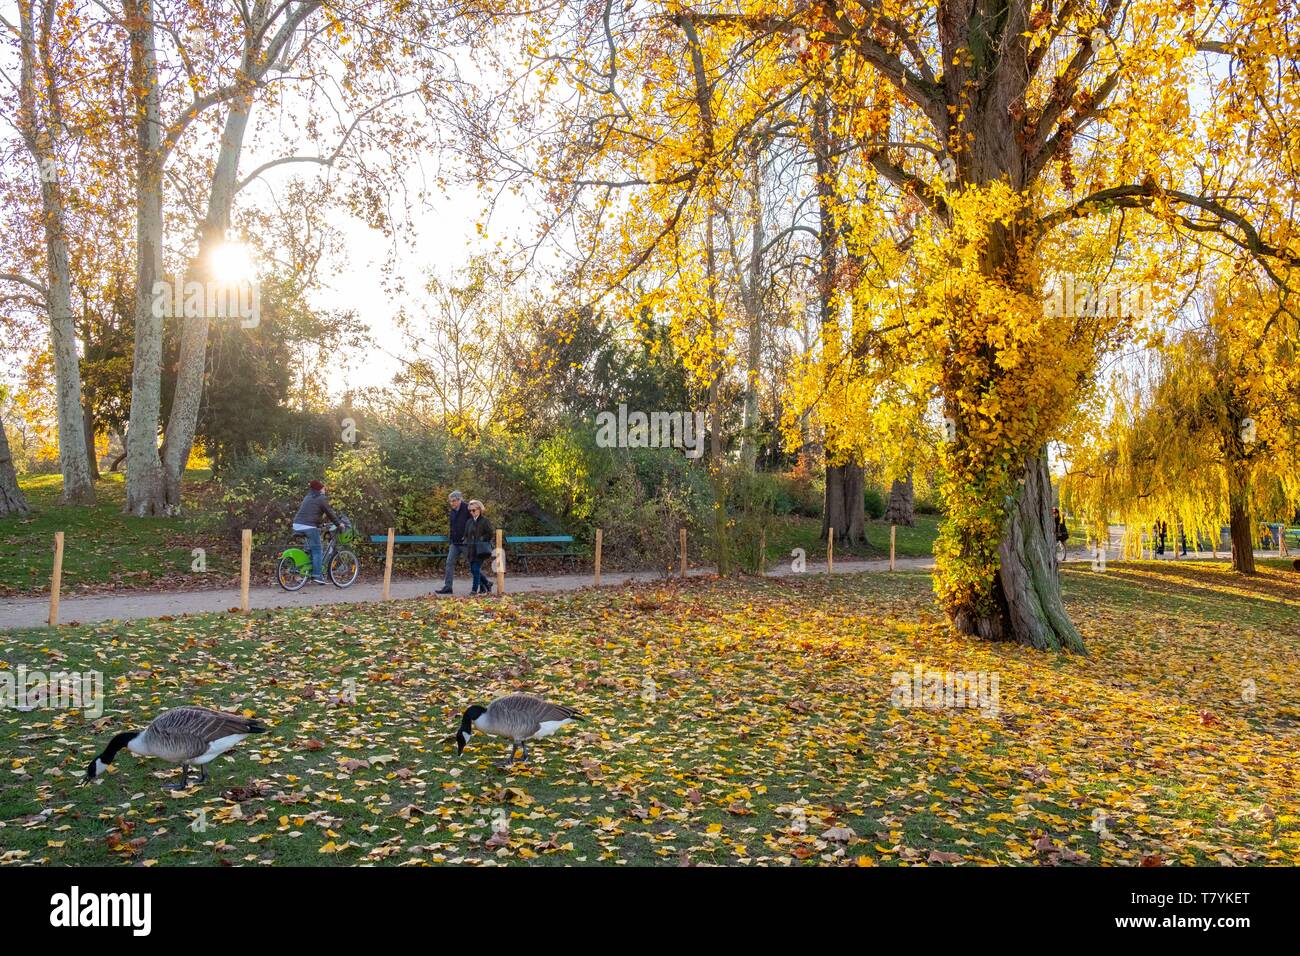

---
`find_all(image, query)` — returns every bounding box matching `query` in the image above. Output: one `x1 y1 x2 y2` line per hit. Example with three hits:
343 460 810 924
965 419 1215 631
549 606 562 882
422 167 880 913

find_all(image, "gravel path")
3 543 1279 632
0 557 938 632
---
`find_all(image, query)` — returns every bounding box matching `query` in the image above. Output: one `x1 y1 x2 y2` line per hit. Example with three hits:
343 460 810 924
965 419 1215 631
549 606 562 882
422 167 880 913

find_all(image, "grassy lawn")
764 513 940 565
1 561 1296 867
0 472 236 597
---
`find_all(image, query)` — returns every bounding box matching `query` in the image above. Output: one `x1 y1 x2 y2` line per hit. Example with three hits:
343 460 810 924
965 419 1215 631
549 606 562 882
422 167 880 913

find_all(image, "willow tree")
1063 271 1300 574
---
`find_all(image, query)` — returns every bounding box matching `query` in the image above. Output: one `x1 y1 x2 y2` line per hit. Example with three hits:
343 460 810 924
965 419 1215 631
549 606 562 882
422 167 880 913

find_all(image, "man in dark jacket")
292 480 341 584
435 490 470 594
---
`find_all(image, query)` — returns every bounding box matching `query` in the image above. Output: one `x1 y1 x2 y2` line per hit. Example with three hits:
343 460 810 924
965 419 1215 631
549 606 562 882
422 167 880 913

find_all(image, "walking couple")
434 491 496 595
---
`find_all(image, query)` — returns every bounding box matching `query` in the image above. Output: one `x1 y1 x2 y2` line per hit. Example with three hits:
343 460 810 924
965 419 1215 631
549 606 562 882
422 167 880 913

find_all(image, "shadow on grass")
1062 561 1300 630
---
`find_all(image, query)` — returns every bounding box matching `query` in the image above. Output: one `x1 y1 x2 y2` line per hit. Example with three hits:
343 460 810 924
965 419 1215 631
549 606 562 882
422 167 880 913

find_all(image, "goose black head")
456 706 486 755
84 731 139 783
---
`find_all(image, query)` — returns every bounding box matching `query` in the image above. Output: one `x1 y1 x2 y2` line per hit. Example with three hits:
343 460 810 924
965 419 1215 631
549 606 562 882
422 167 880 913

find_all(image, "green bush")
864 485 885 520
220 443 327 549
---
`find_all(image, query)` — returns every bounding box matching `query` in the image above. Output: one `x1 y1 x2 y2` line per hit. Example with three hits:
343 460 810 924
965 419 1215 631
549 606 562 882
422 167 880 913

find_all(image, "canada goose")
455 693 582 765
85 706 268 789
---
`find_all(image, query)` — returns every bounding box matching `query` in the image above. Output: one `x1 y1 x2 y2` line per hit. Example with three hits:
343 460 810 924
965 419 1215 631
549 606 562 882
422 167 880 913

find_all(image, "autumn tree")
1063 269 1300 574
462 0 1300 652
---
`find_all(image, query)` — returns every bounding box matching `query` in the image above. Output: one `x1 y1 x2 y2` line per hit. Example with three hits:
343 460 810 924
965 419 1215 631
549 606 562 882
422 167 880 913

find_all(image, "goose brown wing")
145 706 265 759
492 694 582 736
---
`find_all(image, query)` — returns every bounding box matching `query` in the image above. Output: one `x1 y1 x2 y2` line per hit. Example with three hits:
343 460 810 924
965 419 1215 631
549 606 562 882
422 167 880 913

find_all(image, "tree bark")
1228 465 1256 574
16 0 94 505
884 473 915 526
123 0 168 515
0 414 30 515
738 145 764 470
162 98 253 509
951 450 1085 652
82 398 99 481
811 92 866 546
823 462 866 544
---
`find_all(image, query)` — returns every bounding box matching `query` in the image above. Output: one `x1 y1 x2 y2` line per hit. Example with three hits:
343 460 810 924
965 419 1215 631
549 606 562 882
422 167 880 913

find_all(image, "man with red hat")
292 479 341 584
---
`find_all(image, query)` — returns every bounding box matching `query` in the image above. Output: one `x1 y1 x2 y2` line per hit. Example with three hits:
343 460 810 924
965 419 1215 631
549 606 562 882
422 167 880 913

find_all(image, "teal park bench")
369 533 580 573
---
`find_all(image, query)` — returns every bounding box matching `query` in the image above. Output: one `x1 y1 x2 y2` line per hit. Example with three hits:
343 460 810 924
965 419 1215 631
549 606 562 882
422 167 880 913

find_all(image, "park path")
1 540 1284 633
0 556 937 632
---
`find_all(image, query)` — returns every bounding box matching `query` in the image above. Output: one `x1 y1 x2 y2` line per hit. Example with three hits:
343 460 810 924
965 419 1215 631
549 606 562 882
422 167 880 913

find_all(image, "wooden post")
48 531 64 626
758 527 766 575
240 529 252 613
383 528 395 600
679 527 687 578
593 528 602 586
890 525 897 571
495 528 505 595
827 527 834 574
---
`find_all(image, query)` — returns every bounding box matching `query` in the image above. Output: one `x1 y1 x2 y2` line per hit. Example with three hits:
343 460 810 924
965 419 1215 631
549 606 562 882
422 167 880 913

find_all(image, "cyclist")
292 479 342 585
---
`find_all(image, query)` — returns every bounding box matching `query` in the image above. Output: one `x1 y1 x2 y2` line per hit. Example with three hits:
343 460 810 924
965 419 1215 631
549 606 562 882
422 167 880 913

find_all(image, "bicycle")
277 517 360 591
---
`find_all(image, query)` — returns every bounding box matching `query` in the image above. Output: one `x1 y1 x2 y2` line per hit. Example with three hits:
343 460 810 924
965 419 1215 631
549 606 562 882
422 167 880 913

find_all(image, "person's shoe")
311 576 328 585
434 587 452 595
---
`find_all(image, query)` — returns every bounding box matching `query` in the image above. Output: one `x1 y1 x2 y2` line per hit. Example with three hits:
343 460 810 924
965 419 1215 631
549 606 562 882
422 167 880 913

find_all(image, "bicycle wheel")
329 549 360 588
277 553 310 591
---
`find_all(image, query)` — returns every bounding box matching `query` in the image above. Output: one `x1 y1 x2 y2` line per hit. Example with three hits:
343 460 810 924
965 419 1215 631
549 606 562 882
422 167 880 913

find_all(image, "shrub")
220 443 327 550
864 485 885 520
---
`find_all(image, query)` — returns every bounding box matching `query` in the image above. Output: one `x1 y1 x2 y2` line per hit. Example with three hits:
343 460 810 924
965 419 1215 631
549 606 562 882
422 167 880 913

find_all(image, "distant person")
1052 508 1069 548
436 491 470 595
1155 520 1167 556
291 479 341 585
464 499 495 595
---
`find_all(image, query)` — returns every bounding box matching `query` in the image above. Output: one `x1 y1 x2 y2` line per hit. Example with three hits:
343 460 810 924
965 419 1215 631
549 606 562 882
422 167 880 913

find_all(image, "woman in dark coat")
464 499 495 595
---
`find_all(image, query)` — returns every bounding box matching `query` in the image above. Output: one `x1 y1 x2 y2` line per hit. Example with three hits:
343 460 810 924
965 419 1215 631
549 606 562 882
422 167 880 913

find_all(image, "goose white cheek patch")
93 759 109 777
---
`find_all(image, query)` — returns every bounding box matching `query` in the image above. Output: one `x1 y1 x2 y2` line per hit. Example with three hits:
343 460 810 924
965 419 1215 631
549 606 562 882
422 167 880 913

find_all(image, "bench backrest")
369 534 574 545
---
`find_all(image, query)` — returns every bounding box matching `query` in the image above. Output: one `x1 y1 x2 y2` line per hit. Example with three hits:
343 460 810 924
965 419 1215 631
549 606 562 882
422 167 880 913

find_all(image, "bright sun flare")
209 241 255 284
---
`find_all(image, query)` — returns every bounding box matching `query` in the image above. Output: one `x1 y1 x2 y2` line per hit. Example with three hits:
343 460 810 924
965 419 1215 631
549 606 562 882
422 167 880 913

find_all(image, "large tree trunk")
738 146 764 471
810 92 866 546
0 414 30 515
951 450 1085 652
123 0 168 516
823 462 866 544
16 0 94 505
1228 465 1256 575
161 94 253 510
884 473 915 526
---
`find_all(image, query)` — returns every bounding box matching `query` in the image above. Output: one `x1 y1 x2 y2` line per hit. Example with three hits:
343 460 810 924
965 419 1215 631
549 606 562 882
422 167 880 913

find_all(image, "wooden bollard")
890 524 897 571
593 528 603 586
679 527 687 578
48 531 64 626
240 529 252 612
828 527 834 573
495 528 505 594
383 528 395 600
